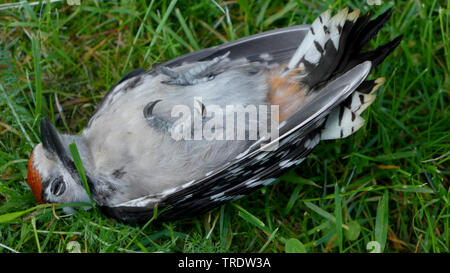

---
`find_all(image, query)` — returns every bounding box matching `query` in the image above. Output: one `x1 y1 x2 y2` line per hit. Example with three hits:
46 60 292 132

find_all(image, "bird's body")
75 61 272 205
27 8 402 222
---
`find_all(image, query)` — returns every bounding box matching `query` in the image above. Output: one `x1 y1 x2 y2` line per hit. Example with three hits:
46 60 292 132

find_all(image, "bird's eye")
50 177 66 196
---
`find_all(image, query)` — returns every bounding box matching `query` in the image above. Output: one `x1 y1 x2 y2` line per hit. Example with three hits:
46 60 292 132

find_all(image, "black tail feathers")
293 8 402 90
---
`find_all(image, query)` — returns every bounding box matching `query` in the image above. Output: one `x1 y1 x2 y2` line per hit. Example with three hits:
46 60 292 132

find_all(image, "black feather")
117 68 146 84
334 9 400 76
166 25 309 66
357 9 392 49
40 118 71 165
355 80 376 94
306 9 401 91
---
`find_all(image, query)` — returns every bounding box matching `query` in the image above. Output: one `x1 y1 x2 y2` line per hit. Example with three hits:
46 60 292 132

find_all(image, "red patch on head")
27 152 44 204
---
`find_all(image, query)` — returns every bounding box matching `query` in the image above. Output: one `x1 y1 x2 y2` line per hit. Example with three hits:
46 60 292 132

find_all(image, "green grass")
0 0 448 253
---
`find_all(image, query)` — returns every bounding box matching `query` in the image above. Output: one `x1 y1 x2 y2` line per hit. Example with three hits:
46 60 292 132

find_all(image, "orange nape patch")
267 66 307 122
27 152 44 204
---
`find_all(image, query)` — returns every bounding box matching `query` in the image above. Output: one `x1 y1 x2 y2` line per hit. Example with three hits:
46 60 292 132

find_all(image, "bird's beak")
27 151 44 204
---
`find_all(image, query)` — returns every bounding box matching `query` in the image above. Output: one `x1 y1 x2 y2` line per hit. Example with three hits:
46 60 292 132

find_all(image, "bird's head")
27 119 91 205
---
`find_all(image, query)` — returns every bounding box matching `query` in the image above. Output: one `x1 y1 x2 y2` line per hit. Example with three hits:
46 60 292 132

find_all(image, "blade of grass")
335 184 343 252
258 227 279 253
232 203 271 233
0 83 34 146
175 8 200 51
0 204 52 223
304 201 349 230
31 35 43 119
142 0 178 65
283 184 302 216
375 191 389 253
263 1 297 27
31 216 41 253
122 0 155 74
68 142 93 204
0 243 19 253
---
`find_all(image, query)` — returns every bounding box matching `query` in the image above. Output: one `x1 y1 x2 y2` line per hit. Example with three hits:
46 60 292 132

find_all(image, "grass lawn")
0 0 448 253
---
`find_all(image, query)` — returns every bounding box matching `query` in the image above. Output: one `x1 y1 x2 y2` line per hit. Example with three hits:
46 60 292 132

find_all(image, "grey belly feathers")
81 61 272 204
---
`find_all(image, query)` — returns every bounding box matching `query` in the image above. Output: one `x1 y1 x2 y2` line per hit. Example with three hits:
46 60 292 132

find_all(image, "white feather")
349 91 377 115
321 107 365 140
288 10 332 69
